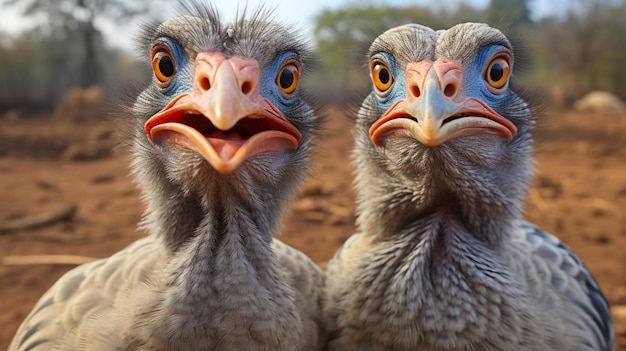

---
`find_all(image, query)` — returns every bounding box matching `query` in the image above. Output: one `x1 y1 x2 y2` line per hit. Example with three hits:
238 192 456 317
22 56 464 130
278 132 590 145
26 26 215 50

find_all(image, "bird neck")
354 151 526 251
163 208 290 322
139 170 291 250
134 173 302 348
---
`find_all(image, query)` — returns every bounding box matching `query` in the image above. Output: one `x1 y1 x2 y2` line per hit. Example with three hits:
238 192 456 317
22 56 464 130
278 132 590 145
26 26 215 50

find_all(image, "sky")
0 0 559 51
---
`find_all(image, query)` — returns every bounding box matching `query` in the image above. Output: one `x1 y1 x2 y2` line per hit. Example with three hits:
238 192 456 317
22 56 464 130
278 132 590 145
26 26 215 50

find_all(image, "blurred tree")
599 1 626 95
485 0 531 28
527 0 626 101
0 30 74 110
2 0 152 88
0 27 144 112
439 3 486 25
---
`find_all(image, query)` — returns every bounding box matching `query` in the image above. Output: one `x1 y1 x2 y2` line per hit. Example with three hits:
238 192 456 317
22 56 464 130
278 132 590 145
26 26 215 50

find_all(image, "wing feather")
520 222 615 351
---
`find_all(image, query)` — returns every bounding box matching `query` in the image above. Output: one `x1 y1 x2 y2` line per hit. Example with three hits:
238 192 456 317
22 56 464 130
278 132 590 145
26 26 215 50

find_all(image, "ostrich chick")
324 23 614 351
10 2 326 350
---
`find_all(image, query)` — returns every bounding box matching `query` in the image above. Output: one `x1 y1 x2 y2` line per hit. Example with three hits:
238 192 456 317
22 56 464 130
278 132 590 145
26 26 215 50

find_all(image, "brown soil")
1 109 624 349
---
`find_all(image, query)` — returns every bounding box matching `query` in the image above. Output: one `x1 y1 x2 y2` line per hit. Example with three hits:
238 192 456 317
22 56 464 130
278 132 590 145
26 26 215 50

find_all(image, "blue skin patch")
259 51 302 169
152 37 191 97
463 45 512 107
370 52 405 112
260 51 301 110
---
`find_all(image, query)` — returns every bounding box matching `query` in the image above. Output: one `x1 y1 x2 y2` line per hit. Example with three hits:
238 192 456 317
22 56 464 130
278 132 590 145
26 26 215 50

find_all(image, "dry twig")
1 255 97 266
0 204 76 233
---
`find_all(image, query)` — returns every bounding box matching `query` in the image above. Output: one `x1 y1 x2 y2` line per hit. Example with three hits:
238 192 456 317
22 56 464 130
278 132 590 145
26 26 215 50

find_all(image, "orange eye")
371 60 394 93
276 63 299 95
485 57 510 90
152 49 176 85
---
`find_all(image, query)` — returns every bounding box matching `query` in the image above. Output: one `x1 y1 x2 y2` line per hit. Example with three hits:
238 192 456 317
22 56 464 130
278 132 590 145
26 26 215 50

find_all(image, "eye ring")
484 55 511 93
276 61 300 96
370 59 394 95
151 46 177 88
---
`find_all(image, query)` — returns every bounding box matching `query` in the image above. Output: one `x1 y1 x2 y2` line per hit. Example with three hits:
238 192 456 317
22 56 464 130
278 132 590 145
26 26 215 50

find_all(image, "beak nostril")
444 83 456 97
241 81 253 95
199 77 211 91
411 85 421 98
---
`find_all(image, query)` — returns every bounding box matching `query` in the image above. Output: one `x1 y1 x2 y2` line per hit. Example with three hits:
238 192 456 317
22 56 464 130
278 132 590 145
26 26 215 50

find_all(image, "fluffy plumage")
324 22 614 350
9 2 326 350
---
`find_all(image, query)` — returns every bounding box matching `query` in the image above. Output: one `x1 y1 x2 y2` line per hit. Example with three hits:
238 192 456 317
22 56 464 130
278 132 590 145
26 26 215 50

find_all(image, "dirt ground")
0 108 624 349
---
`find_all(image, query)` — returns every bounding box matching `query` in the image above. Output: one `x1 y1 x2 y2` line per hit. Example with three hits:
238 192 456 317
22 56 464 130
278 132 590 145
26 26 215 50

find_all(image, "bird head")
355 23 535 235
129 2 318 202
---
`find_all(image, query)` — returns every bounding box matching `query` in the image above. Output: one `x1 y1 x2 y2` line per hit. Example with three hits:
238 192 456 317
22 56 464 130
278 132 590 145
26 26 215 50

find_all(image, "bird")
324 22 615 350
9 2 326 350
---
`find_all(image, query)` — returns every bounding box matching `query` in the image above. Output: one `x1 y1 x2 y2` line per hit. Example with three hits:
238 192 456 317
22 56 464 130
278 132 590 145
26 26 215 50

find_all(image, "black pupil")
159 56 174 77
280 69 294 89
490 63 504 82
378 67 390 84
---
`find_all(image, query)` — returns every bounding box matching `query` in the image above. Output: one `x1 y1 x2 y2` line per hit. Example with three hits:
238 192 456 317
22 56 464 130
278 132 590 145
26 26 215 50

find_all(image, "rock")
573 91 625 113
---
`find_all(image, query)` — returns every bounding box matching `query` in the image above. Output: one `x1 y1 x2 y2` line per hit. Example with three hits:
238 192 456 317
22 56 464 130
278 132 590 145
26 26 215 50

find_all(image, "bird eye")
485 56 510 91
371 60 394 94
152 49 176 87
276 62 299 96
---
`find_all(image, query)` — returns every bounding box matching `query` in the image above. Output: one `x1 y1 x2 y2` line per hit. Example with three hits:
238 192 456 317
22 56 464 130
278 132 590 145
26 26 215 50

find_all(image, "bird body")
12 236 322 350
10 2 325 350
324 23 614 350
